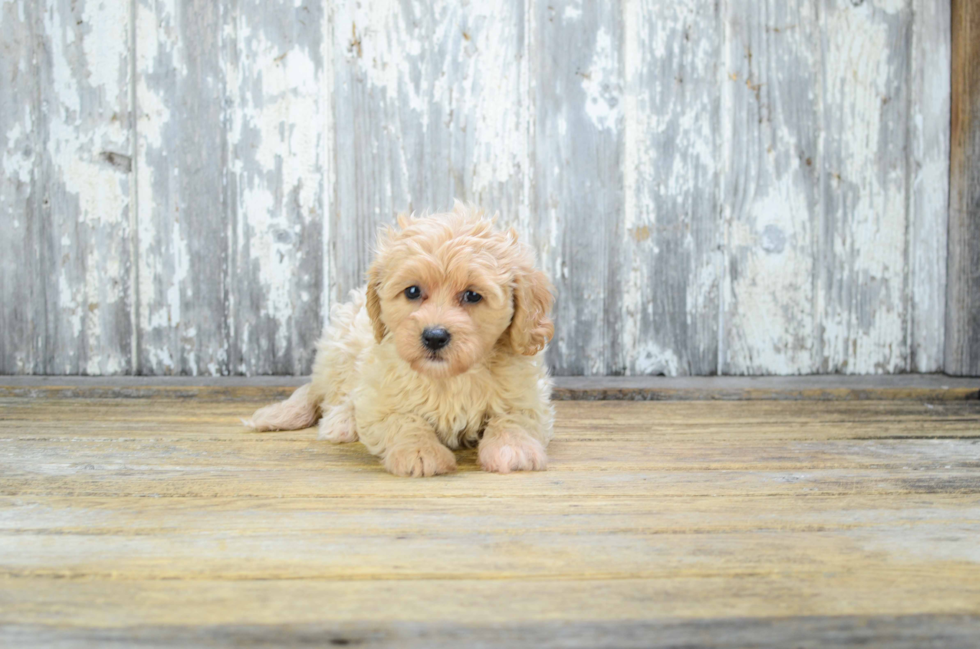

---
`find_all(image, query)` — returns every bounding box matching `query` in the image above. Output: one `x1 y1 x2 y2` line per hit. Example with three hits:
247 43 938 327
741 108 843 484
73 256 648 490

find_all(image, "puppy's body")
246 205 555 477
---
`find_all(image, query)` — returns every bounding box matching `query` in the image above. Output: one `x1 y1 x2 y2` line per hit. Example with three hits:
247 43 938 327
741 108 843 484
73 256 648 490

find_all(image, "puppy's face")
366 208 554 378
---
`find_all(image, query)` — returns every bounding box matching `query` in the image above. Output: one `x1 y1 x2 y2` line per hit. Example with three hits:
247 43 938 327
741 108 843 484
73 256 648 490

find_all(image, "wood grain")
0 398 978 646
533 1 624 375
722 0 821 374
135 0 230 375
0 0 39 374
622 0 720 376
910 0 951 372
1 0 135 374
947 0 980 376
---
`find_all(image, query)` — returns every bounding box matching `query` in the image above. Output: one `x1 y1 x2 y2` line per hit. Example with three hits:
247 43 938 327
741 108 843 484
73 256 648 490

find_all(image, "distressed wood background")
0 0 952 376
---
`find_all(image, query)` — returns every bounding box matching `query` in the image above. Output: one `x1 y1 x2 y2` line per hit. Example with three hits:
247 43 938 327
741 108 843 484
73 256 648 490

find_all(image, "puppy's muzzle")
421 327 451 351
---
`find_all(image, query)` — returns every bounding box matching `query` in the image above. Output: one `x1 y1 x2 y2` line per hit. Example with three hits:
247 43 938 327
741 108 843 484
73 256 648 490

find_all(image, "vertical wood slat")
0 0 134 375
227 0 327 375
909 0 950 372
533 1 624 375
721 0 821 375
622 0 721 376
135 0 229 375
946 0 980 376
819 0 914 374
0 1 38 373
329 0 528 305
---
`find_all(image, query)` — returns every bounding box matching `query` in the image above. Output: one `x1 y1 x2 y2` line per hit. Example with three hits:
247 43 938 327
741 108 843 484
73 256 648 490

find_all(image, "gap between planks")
0 375 977 401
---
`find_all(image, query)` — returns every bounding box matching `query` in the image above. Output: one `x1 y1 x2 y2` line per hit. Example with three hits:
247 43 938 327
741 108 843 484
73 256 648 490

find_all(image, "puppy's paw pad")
384 444 457 478
317 407 357 443
479 433 548 473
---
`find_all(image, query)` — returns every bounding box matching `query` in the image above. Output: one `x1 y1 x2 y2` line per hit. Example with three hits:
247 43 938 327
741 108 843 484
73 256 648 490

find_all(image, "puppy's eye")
462 290 483 304
404 286 422 300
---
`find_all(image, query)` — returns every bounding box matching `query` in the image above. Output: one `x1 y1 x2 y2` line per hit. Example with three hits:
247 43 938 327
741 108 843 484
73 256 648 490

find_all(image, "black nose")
422 327 451 351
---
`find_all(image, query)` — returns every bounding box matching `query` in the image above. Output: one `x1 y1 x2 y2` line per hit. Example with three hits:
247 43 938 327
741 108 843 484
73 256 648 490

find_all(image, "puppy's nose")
422 327 451 351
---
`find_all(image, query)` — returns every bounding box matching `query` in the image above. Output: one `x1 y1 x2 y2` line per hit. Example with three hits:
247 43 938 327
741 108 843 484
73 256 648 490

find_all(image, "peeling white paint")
581 27 621 132
2 120 33 183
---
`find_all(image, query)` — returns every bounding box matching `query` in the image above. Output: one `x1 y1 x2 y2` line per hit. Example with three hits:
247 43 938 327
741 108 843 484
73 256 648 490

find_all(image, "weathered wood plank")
721 1 821 375
947 0 980 376
0 1 39 374
3 498 979 578
533 1 624 375
909 0 950 372
226 0 328 375
14 0 135 375
621 0 721 375
135 0 230 375
330 0 528 303
819 0 913 373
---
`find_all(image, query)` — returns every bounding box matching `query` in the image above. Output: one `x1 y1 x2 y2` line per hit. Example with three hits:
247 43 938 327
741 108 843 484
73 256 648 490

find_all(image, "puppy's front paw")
384 443 457 478
479 431 548 474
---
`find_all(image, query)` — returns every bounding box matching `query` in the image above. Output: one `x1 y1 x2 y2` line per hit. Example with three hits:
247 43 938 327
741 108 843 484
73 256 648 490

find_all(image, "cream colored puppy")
244 204 555 477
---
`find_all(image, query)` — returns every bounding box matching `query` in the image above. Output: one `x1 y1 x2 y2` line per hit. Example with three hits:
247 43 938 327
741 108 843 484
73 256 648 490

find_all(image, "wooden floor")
2 390 980 647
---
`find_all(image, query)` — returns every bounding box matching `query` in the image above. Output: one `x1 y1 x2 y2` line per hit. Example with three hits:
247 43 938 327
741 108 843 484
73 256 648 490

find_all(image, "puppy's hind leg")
243 384 321 432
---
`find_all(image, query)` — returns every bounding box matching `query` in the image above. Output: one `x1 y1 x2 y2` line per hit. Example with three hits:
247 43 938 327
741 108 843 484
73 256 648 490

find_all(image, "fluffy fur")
244 203 555 477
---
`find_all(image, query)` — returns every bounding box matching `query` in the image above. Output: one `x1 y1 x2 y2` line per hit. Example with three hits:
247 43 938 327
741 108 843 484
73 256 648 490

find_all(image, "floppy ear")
365 259 387 344
508 267 555 356
366 224 397 344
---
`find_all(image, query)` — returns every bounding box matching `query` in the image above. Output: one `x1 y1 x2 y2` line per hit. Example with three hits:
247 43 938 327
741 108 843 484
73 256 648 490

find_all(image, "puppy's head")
366 204 554 378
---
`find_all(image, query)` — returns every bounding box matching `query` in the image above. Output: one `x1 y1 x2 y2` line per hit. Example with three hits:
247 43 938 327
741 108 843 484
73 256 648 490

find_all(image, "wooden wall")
0 0 953 376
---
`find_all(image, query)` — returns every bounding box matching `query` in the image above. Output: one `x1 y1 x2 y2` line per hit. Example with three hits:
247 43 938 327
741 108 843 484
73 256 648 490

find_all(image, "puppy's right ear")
365 259 387 344
366 225 395 344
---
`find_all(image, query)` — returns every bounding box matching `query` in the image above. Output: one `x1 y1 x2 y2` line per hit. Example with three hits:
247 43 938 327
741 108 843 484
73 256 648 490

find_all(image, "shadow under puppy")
244 203 555 477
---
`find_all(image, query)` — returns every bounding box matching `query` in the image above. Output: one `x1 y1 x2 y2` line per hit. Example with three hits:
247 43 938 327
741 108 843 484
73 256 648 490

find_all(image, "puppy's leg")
363 415 456 477
243 384 320 432
317 400 358 443
479 414 548 473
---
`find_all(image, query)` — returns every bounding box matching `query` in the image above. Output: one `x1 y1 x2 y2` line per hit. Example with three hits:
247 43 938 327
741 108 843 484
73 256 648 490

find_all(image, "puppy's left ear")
508 266 555 356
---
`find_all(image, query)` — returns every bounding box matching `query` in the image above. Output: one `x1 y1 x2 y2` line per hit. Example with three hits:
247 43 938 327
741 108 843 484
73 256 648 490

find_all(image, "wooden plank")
721 0 821 375
0 1 39 374
135 0 230 375
3 500 980 579
226 0 328 375
818 0 914 373
1 376 977 401
532 0 623 375
621 0 721 375
947 0 980 375
10 0 135 375
329 0 528 303
909 0 951 372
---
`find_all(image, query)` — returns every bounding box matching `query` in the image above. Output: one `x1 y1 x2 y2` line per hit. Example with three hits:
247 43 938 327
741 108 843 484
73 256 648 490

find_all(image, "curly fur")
245 203 556 477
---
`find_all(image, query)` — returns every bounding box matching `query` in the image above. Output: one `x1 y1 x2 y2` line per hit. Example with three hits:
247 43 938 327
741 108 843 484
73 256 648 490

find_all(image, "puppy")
244 203 555 477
